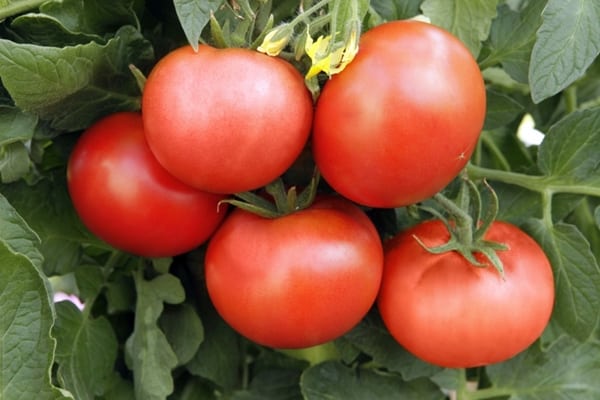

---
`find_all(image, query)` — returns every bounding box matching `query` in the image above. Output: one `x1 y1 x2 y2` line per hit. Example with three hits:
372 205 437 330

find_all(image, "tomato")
312 21 486 208
204 196 384 349
377 220 555 368
141 45 313 194
67 112 227 257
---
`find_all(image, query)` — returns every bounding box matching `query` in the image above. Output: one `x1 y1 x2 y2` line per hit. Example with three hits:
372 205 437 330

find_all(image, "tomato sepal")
219 169 320 218
416 177 509 277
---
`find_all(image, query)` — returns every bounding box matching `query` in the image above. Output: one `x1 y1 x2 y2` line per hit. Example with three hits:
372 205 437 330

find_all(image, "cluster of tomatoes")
67 20 555 368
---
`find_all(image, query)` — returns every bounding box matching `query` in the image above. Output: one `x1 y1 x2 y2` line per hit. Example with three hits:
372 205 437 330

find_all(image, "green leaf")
39 0 139 36
231 368 304 400
0 243 70 400
595 205 600 230
0 141 31 183
524 220 600 341
0 106 41 182
300 361 444 400
481 1 545 83
229 349 308 399
370 0 423 21
0 25 153 131
0 192 43 268
186 305 243 390
340 317 441 381
485 336 600 398
103 373 135 400
174 0 225 51
0 106 39 146
420 0 498 58
172 377 217 400
491 183 543 225
538 108 600 190
483 89 525 130
2 172 104 275
429 369 462 394
331 0 369 37
10 13 104 47
53 301 118 400
159 304 204 366
73 263 105 302
125 270 185 400
105 274 135 313
529 0 600 103
0 0 46 19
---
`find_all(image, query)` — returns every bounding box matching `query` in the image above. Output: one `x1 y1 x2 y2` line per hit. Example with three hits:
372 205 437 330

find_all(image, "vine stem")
289 0 333 30
466 163 600 198
0 0 46 19
467 163 547 192
564 86 578 114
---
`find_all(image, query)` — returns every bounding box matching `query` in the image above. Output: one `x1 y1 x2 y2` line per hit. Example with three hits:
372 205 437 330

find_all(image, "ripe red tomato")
67 112 227 257
204 196 384 349
377 220 555 368
312 21 486 208
141 45 313 194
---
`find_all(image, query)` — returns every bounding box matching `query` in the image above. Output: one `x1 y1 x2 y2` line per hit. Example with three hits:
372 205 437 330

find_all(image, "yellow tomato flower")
305 34 342 79
304 26 359 79
336 26 359 70
257 24 292 56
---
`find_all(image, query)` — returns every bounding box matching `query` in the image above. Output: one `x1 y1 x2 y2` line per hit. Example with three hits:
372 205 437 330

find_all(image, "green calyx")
220 169 320 218
416 176 509 278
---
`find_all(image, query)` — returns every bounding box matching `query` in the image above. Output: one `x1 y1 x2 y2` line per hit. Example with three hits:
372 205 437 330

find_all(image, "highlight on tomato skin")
141 44 314 195
66 112 228 258
204 196 385 349
312 20 487 208
377 219 555 369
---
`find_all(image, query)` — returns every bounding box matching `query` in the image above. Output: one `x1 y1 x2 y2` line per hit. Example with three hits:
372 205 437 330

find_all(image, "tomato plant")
67 112 227 257
378 219 555 368
312 20 486 208
0 1 599 399
141 44 313 194
205 195 384 349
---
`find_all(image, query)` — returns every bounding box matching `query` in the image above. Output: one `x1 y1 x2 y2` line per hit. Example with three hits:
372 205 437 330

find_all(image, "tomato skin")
141 45 313 194
205 196 384 349
312 21 486 208
67 112 227 257
377 220 555 368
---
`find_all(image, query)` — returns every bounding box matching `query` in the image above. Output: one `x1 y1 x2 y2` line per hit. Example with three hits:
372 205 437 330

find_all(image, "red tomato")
141 45 313 194
312 21 486 207
377 220 555 368
67 112 227 257
204 196 384 348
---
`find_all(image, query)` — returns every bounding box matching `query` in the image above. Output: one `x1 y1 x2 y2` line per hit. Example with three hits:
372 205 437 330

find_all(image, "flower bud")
258 24 292 56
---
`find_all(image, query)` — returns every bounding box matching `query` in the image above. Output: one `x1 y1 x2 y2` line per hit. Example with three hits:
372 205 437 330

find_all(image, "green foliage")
0 0 599 399
301 361 444 399
173 0 224 51
484 336 600 399
524 221 600 341
125 270 185 400
537 108 600 189
0 26 152 130
529 0 600 103
421 0 499 57
370 0 423 21
53 301 118 400
0 196 69 399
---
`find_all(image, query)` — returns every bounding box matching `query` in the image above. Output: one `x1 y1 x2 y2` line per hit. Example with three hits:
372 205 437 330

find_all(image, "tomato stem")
415 175 508 277
221 169 320 218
